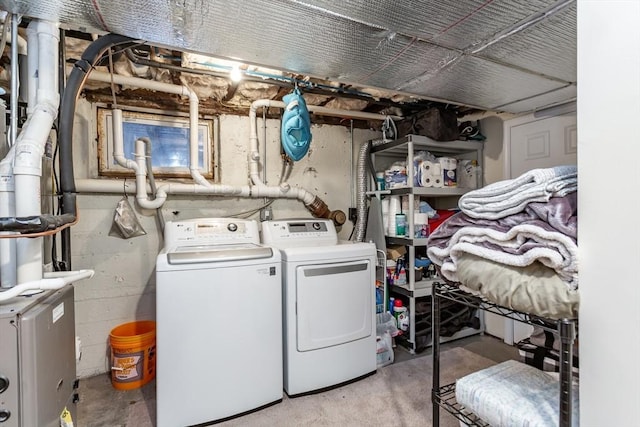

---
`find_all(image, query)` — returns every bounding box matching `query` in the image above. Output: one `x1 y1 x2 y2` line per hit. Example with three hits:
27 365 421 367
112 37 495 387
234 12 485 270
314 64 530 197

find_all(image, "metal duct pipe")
353 139 388 242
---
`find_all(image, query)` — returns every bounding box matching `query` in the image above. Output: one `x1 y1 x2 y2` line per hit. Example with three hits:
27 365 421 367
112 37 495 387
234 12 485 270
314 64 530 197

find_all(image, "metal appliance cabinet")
0 285 78 427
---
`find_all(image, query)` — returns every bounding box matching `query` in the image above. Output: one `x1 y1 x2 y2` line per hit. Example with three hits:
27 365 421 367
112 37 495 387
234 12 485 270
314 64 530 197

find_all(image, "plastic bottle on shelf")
393 299 409 332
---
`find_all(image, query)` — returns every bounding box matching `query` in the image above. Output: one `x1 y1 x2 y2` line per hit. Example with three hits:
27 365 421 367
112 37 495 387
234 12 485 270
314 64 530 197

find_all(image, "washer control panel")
261 219 338 247
164 218 261 246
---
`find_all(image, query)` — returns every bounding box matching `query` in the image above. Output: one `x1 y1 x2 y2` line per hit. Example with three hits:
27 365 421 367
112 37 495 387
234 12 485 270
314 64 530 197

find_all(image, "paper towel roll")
381 198 390 233
381 198 390 214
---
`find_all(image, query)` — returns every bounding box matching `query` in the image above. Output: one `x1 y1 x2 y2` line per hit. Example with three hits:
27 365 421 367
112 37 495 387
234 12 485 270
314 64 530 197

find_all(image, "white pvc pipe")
0 145 16 288
186 89 210 188
89 70 189 96
74 178 317 202
14 110 55 285
15 174 42 283
87 72 396 211
90 72 209 188
9 14 18 145
25 22 38 115
95 74 313 208
14 20 59 285
35 21 60 106
0 269 94 302
111 109 138 171
13 102 57 177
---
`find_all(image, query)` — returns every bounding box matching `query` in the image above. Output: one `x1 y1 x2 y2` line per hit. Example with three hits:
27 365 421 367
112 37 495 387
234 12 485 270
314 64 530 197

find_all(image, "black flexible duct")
58 33 139 269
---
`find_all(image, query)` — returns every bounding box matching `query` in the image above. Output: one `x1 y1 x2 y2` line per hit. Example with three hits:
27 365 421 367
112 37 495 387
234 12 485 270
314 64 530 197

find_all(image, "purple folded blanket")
427 193 578 289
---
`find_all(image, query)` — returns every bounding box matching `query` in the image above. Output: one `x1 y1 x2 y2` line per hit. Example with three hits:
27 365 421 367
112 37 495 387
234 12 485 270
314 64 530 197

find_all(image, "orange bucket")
109 320 156 390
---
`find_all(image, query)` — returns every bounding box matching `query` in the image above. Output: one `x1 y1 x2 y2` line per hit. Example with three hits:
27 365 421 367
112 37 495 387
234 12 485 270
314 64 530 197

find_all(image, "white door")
509 113 577 177
296 260 372 351
493 111 577 344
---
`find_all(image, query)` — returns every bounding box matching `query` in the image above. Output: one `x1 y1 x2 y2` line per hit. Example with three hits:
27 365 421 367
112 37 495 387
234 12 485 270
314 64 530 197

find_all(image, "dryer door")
296 259 373 351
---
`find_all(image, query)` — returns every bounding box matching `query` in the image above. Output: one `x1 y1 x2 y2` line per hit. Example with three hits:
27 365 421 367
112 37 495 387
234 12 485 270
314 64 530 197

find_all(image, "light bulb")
230 65 242 82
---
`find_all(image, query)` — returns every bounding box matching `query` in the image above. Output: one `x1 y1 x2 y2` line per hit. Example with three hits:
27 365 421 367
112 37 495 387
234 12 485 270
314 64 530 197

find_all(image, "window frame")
97 106 215 179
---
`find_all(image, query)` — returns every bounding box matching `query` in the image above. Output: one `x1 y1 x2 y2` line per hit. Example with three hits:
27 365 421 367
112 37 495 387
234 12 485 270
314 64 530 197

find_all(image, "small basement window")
97 107 214 179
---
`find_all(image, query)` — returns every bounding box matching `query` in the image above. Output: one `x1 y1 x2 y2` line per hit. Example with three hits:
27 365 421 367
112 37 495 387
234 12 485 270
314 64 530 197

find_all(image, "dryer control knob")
0 376 7 394
312 222 321 230
227 223 238 232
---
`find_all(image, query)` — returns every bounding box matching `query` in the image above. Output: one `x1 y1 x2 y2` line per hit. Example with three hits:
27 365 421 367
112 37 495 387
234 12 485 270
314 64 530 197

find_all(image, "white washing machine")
262 219 377 396
156 218 282 427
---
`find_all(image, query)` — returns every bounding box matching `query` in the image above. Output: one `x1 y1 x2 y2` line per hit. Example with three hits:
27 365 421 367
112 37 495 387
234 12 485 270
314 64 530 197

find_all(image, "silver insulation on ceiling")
0 0 576 114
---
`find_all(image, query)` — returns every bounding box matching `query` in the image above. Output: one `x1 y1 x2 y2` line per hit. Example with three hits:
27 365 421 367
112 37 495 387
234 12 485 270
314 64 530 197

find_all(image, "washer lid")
167 243 273 265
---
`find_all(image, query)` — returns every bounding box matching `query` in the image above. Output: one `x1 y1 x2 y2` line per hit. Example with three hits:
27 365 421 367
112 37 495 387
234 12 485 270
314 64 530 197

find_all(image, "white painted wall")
578 1 640 423
70 98 380 377
479 116 505 186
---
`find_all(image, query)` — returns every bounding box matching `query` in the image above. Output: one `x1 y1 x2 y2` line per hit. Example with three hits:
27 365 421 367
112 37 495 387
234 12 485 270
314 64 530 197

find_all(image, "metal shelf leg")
432 283 441 426
558 319 576 427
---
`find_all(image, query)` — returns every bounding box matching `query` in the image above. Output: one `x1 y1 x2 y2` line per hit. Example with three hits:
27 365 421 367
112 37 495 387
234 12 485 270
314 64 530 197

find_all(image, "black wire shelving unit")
431 281 578 427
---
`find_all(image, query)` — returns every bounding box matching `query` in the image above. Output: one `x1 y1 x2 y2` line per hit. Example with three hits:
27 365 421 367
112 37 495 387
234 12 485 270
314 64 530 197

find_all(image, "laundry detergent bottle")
393 299 409 332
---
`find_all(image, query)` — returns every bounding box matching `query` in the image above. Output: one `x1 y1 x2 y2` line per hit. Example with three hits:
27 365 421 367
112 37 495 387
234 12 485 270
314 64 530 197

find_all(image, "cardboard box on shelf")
386 245 406 261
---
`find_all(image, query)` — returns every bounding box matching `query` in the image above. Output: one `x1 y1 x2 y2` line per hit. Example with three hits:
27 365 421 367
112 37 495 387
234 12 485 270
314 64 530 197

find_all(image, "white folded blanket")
459 165 577 220
456 360 579 427
427 223 578 290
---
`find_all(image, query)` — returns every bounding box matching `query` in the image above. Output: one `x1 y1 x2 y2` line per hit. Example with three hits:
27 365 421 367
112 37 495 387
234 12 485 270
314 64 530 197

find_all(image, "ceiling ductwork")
0 0 576 114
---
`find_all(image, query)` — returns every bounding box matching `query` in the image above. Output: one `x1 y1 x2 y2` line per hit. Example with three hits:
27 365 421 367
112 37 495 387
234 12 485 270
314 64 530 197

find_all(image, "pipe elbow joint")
137 193 166 210
304 196 346 227
328 210 347 226
279 182 291 193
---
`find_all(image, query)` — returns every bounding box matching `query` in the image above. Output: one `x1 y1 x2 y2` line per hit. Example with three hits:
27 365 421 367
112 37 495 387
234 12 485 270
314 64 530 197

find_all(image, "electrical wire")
107 48 118 107
229 199 275 219
51 129 62 270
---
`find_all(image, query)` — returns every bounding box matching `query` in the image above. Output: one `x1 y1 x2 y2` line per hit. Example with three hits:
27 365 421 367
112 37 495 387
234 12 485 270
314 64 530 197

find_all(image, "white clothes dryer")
156 218 282 427
262 219 377 396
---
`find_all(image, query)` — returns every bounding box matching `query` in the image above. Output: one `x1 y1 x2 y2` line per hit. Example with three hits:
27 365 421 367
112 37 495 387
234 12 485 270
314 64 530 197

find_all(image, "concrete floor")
74 334 518 427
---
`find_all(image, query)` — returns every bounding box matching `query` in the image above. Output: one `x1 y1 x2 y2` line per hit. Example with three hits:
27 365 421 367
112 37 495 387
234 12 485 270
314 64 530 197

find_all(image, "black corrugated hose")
57 33 140 269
